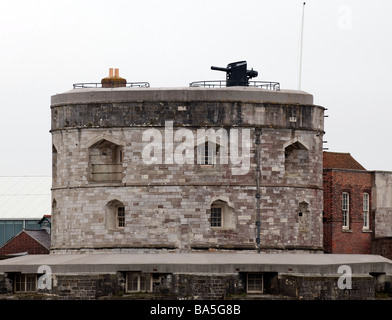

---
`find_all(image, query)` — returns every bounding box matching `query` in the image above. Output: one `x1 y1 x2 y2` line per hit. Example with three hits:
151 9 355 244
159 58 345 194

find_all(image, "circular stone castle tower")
50 71 325 253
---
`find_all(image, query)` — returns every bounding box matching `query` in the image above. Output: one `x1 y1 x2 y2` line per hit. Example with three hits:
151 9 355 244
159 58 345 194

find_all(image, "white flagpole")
298 2 306 90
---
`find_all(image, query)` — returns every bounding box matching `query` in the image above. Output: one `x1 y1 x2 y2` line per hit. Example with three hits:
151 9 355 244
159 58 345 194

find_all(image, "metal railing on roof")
189 80 280 91
73 82 150 89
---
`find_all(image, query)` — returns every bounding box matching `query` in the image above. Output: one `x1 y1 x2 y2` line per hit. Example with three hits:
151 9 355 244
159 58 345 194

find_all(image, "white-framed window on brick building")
363 192 370 230
126 272 152 292
14 274 37 292
342 192 350 229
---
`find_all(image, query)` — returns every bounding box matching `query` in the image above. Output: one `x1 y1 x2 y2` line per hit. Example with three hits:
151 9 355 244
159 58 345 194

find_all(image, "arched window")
284 141 309 174
195 128 228 166
88 139 123 182
197 141 220 165
209 199 236 229
106 200 126 230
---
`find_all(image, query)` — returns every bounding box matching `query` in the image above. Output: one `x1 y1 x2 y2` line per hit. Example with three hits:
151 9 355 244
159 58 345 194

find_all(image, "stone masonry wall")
157 273 242 300
372 172 392 238
50 273 125 300
0 271 385 300
51 127 323 252
277 274 375 300
0 273 12 294
373 238 392 260
50 89 324 253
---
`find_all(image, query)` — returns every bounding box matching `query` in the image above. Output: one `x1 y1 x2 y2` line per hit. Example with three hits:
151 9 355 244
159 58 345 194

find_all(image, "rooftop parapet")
73 68 150 89
52 86 313 106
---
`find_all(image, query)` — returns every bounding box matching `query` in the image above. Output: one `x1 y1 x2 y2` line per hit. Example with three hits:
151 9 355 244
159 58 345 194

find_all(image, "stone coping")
0 253 390 275
51 87 315 107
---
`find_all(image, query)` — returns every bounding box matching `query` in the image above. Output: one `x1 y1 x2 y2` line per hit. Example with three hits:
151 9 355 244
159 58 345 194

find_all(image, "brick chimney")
101 68 127 88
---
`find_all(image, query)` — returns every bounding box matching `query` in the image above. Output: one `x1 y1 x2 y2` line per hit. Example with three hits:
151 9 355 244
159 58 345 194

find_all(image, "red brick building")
0 229 50 256
323 152 373 254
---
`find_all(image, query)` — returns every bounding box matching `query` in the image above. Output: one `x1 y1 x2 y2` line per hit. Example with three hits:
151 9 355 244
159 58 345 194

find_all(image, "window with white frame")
126 272 152 292
363 193 369 230
247 273 263 293
117 206 125 228
342 192 349 229
14 274 37 292
197 141 219 165
106 200 126 230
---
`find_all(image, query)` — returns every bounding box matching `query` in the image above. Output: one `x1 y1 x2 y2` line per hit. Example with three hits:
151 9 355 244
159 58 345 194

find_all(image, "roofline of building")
323 168 369 173
23 229 51 250
373 170 392 174
51 87 318 107
0 229 50 252
0 253 391 275
0 217 47 221
323 168 392 174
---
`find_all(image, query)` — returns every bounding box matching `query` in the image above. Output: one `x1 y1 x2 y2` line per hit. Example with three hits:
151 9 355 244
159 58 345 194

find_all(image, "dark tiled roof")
24 229 51 249
323 152 366 170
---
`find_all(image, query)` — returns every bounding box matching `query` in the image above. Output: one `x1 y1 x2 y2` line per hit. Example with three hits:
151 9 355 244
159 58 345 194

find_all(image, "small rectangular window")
198 141 219 165
14 274 37 292
210 207 222 227
363 193 369 230
126 272 152 292
342 192 349 229
117 207 125 228
247 273 263 293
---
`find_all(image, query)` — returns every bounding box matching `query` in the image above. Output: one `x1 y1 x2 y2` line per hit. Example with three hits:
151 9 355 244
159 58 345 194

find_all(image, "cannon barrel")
211 66 230 72
210 61 258 86
247 69 258 78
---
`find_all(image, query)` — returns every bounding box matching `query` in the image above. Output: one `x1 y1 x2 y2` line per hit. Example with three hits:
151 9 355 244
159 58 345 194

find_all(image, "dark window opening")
246 272 278 294
14 274 37 292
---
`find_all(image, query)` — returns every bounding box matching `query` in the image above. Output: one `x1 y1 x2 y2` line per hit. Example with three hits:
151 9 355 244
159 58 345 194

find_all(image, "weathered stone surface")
50 87 325 253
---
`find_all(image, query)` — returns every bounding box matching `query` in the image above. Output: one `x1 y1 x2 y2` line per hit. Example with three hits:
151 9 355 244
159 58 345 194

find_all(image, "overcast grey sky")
0 0 391 175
